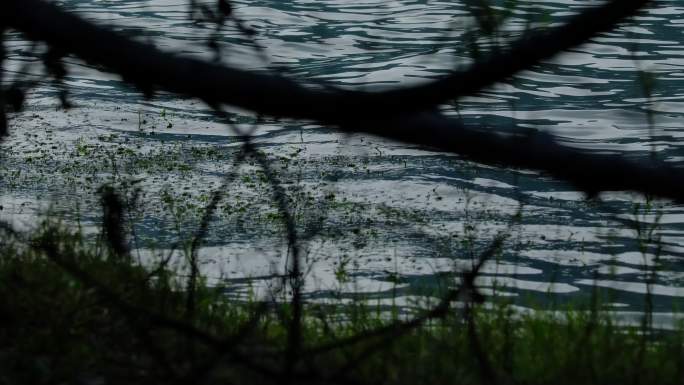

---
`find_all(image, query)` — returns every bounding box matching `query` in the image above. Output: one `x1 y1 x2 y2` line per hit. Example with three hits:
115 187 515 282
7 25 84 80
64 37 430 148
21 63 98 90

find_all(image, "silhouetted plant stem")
301 233 506 358
244 142 303 383
211 106 306 382
186 147 247 323
31 229 287 381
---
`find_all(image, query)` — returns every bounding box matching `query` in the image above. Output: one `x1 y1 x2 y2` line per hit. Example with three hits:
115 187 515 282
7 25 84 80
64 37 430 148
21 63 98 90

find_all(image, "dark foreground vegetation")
1 221 682 385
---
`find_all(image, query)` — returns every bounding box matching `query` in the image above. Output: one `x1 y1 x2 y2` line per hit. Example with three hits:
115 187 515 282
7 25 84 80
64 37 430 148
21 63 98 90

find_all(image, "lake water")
3 0 684 318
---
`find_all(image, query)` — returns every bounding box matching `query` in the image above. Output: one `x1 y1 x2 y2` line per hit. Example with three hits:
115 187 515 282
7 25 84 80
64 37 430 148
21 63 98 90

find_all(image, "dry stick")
308 234 507 385
222 112 305 381
458 235 511 385
303 233 507 363
244 141 304 384
177 145 277 385
185 147 247 322
181 145 248 370
143 242 180 282
29 231 290 381
0 186 281 381
172 300 276 385
36 239 189 382
214 109 309 381
177 110 307 384
98 187 182 379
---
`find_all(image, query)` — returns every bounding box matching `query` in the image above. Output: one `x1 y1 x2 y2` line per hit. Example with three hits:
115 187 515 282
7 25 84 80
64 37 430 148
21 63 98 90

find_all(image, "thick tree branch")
356 113 684 202
3 0 681 203
2 0 649 121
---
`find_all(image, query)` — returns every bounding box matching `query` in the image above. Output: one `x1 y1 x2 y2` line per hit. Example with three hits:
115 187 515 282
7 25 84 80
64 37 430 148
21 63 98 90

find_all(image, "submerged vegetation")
2 106 682 385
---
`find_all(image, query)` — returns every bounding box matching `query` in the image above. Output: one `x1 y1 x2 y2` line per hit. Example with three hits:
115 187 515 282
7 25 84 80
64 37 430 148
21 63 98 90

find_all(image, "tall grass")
0 220 683 385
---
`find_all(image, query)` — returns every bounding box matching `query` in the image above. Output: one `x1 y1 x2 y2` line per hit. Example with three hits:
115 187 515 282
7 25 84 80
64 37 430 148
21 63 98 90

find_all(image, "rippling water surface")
3 0 684 316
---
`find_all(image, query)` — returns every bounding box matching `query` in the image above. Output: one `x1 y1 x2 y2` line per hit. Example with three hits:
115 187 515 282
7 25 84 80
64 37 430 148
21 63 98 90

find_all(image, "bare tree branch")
4 0 681 205
354 112 684 203
2 0 649 120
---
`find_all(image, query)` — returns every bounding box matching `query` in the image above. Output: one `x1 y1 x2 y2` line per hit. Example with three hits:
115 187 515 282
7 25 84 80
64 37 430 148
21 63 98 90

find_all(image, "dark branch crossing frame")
2 0 676 201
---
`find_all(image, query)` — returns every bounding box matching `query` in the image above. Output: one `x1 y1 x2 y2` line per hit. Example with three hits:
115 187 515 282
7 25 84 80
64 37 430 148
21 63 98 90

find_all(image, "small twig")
302 233 507 359
32 231 283 381
185 146 247 322
244 141 304 383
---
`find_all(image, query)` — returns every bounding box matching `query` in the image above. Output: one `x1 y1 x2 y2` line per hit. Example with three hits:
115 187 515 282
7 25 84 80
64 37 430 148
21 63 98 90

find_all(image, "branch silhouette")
2 0 649 119
3 0 681 204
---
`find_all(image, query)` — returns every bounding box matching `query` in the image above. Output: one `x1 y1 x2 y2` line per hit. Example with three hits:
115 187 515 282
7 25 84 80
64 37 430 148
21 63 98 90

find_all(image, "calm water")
3 0 684 317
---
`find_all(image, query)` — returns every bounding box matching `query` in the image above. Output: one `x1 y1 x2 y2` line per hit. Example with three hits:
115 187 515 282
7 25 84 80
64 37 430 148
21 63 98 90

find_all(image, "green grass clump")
0 222 683 385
